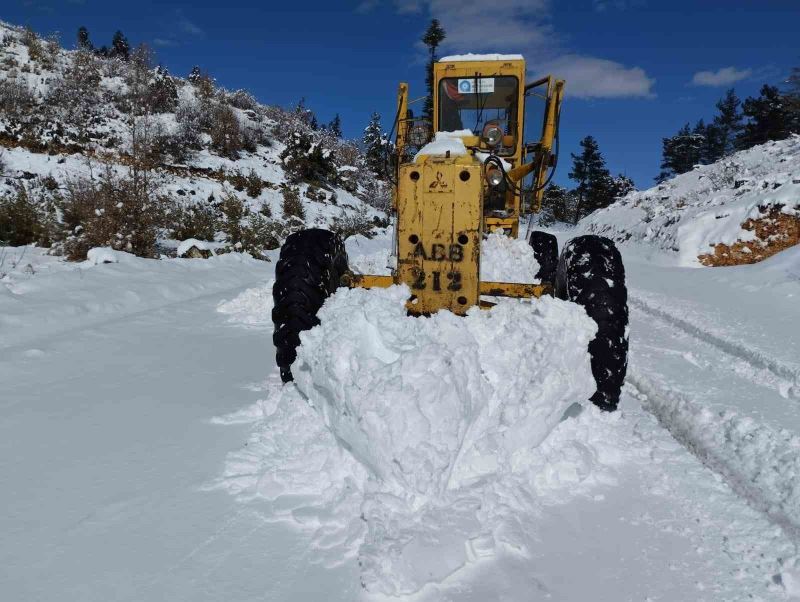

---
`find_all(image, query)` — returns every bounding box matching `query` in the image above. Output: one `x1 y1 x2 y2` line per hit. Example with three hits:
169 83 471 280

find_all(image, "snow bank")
0 252 268 350
83 247 137 265
294 285 595 496
216 279 274 327
176 238 219 258
580 136 800 265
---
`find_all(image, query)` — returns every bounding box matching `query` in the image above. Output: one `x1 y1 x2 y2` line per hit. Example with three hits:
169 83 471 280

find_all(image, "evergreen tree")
656 123 704 182
737 84 798 150
293 97 319 130
541 183 579 224
327 114 342 138
708 89 743 160
77 26 92 50
148 65 178 113
569 135 615 219
611 174 636 199
110 30 130 61
362 112 386 175
280 130 337 184
421 19 446 120
188 66 202 84
786 66 800 116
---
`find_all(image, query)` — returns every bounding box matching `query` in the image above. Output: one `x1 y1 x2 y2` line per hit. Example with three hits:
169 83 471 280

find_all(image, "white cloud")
356 0 381 13
540 54 655 99
389 0 655 100
177 13 204 37
691 66 752 87
593 0 646 12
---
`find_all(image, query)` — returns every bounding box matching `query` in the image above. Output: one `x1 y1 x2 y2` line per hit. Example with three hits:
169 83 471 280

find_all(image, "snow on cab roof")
439 53 524 62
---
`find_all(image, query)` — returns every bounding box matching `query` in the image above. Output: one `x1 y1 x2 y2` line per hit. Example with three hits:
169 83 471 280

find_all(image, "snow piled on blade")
481 230 540 282
285 285 595 594
214 278 597 595
294 285 595 496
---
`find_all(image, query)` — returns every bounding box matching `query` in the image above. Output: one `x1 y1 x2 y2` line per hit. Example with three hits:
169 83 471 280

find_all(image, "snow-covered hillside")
0 20 387 259
581 135 800 266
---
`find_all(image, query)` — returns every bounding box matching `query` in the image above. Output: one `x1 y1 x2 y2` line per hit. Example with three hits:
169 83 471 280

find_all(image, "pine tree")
786 66 800 116
611 174 635 199
656 123 704 182
293 97 319 130
362 112 386 175
569 135 615 219
188 66 202 84
421 19 446 120
541 183 580 224
77 26 92 50
327 114 342 138
148 65 178 113
737 84 797 150
110 30 130 61
708 89 743 160
783 69 800 137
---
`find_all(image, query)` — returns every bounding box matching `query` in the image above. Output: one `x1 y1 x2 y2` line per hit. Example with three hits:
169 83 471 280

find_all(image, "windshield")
438 75 519 155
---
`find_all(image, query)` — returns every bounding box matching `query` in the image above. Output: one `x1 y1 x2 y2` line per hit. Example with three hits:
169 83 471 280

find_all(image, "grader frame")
343 56 564 315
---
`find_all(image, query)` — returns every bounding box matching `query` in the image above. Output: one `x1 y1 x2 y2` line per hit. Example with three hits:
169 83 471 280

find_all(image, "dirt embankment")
699 204 800 266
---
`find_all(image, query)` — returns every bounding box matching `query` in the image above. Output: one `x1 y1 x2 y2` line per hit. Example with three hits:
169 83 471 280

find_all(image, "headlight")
486 167 504 187
481 123 503 147
408 123 431 146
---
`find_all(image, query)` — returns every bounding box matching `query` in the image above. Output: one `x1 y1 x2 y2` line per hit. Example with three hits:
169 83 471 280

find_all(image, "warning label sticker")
457 78 495 94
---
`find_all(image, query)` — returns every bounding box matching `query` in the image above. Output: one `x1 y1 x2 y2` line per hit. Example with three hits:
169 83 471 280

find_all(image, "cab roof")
438 53 524 62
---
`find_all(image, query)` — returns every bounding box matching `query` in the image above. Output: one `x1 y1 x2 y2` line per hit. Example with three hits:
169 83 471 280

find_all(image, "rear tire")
555 235 628 411
528 230 558 282
272 228 348 383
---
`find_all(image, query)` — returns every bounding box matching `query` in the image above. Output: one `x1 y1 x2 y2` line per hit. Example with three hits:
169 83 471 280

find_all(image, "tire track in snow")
626 294 800 539
629 292 800 399
627 374 800 539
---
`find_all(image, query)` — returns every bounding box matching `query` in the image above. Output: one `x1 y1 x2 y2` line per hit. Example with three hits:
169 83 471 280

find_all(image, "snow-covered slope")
0 20 386 257
580 136 800 266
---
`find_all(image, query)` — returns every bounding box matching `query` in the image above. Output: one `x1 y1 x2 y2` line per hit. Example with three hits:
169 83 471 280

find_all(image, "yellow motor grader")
272 55 628 411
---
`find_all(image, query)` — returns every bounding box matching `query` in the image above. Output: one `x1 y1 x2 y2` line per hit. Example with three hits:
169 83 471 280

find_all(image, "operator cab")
438 75 520 157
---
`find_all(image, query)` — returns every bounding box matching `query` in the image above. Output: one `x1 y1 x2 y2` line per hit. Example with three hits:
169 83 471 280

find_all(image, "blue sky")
4 0 798 187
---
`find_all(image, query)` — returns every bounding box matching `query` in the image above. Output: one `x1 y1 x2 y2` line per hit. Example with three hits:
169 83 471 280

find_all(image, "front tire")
555 235 628 411
528 230 558 282
272 228 348 383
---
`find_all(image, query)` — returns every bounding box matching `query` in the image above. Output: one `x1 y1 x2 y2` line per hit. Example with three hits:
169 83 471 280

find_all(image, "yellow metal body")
346 56 564 315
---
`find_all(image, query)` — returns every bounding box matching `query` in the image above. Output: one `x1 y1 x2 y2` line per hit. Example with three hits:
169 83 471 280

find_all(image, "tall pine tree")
110 30 130 61
421 20 446 120
362 112 386 176
656 123 705 182
569 135 614 219
786 66 800 116
708 89 743 160
327 114 342 138
77 26 92 50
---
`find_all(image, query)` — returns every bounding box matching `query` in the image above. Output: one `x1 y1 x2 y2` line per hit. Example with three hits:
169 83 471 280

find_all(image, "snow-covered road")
1 236 798 600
